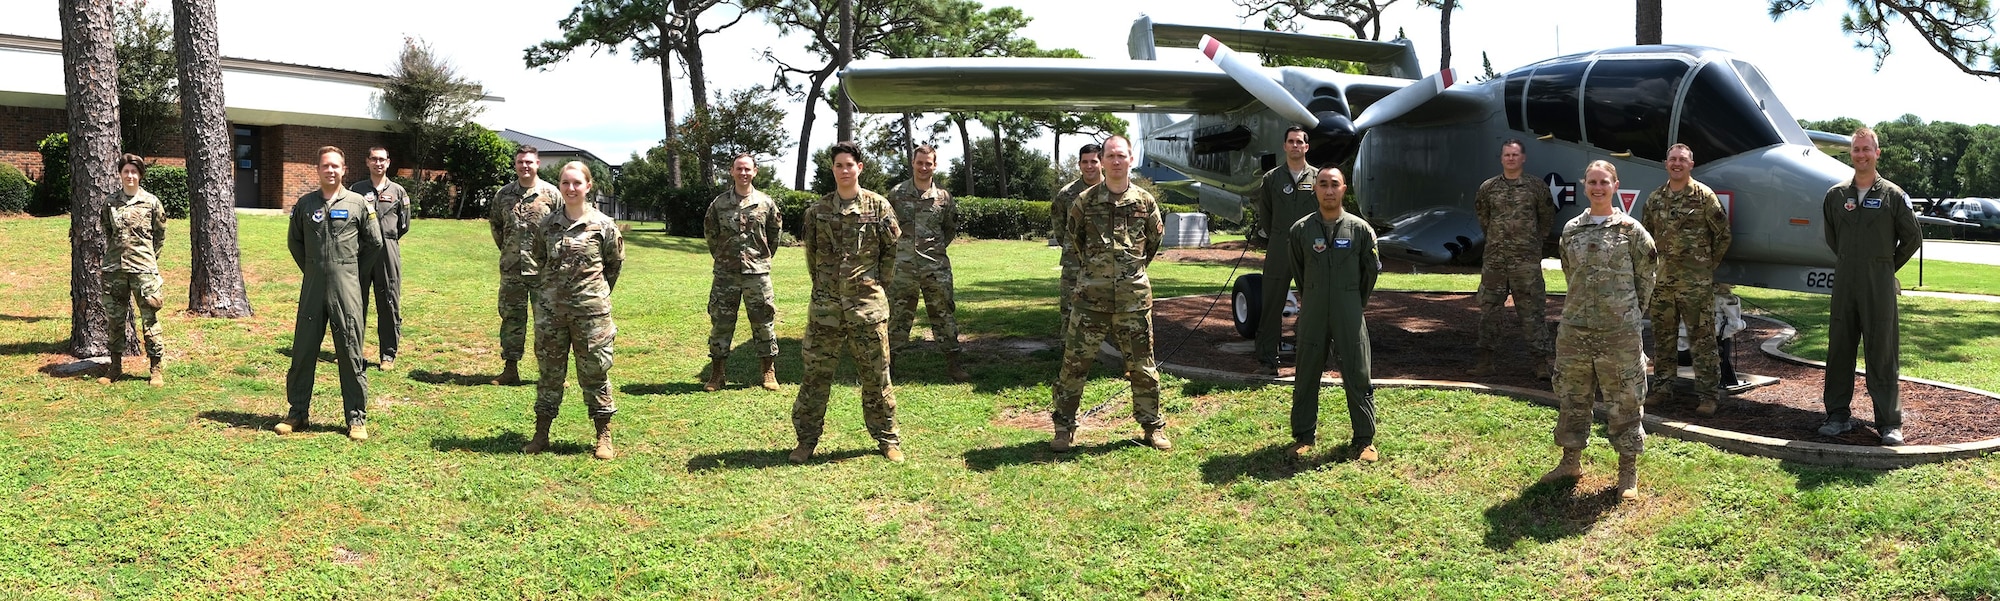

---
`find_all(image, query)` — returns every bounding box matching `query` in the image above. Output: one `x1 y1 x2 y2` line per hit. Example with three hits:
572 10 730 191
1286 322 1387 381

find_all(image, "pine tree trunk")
955 115 972 196
173 0 252 318
834 0 854 144
1636 0 1662 45
1438 0 1455 70
60 0 122 358
791 70 832 191
680 6 713 186
993 124 1008 198
654 33 681 189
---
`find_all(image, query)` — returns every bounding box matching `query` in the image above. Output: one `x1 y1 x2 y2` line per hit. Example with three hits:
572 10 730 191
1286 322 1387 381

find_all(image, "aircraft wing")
843 58 1253 114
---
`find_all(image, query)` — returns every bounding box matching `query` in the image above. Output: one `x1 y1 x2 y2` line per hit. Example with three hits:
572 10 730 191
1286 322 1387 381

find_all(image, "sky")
4 0 1997 185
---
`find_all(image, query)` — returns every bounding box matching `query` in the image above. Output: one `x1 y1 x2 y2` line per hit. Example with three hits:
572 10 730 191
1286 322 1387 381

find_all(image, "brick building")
0 33 500 210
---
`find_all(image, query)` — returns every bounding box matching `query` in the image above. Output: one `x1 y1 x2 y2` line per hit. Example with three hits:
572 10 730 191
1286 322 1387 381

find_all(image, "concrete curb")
1135 293 2000 469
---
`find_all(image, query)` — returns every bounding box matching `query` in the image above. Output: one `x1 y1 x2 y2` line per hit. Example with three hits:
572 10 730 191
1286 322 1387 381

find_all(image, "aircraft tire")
1232 273 1262 339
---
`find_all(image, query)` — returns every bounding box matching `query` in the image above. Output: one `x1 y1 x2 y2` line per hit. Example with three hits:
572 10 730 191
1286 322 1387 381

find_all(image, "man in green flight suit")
277 146 384 441
352 146 410 370
1817 126 1922 446
1284 167 1381 463
1252 126 1320 375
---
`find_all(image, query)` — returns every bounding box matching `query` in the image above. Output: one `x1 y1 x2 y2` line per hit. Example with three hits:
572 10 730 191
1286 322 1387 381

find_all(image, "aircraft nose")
1306 111 1359 165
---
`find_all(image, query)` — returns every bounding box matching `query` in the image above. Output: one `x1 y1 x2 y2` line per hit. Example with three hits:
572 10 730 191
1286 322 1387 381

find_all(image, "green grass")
1899 255 2000 296
4 215 2000 599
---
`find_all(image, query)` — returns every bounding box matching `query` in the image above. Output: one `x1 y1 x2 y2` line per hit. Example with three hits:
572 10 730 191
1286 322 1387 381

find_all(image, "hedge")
30 133 70 216
748 189 1202 243
0 163 31 214
142 165 189 218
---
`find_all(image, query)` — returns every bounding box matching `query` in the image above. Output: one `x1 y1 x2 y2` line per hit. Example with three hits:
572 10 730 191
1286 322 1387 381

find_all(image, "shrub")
30 133 70 216
398 175 456 219
0 163 31 214
656 183 727 238
142 165 189 218
957 196 1047 240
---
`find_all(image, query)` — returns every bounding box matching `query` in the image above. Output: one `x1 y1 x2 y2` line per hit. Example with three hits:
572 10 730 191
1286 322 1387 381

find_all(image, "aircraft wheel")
1232 273 1262 339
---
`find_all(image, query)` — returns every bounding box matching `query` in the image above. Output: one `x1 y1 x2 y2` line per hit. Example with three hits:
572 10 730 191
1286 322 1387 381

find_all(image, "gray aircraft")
842 16 1966 337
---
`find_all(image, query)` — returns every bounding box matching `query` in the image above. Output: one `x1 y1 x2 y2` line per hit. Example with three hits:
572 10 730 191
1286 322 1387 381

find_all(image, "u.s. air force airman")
1472 139 1555 379
488 145 560 385
352 146 410 370
523 161 625 460
1640 143 1731 415
1544 160 1656 500
1284 167 1381 463
792 141 905 464
277 146 384 441
703 154 783 392
885 144 969 382
100 153 168 387
1252 126 1319 375
1051 143 1103 339
1817 126 1921 446
1050 135 1171 453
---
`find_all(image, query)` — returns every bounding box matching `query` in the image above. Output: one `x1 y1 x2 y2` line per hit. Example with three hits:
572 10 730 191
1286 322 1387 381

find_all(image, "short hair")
1500 138 1524 153
1103 135 1131 153
116 153 145 174
559 160 593 186
1078 143 1102 158
515 145 539 159
367 146 389 156
1667 143 1693 159
1318 166 1346 185
1284 126 1308 141
912 144 937 158
1585 159 1619 181
829 141 863 164
1853 125 1879 145
732 153 757 166
318 146 345 162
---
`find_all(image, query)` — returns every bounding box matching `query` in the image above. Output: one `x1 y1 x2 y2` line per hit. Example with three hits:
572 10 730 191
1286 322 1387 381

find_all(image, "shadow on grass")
1481 481 1623 550
1780 460 1886 489
620 382 709 396
1179 379 1267 396
621 233 709 254
0 314 56 323
3 339 68 358
197 410 344 434
962 439 1126 472
1199 443 1304 484
409 369 516 387
271 345 335 363
687 447 879 470
429 431 594 455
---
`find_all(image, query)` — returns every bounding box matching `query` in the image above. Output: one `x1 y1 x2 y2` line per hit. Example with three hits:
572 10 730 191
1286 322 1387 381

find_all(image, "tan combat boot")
1142 426 1173 451
273 417 303 435
1537 448 1583 484
592 417 615 460
1616 454 1639 500
348 422 368 441
98 356 123 384
1050 429 1075 453
493 360 520 385
1531 357 1552 380
880 443 905 463
148 358 164 387
759 356 779 391
703 359 727 392
521 415 554 454
1468 351 1495 377
1286 441 1314 461
788 442 816 464
945 351 970 383
1356 444 1380 462
1696 396 1719 416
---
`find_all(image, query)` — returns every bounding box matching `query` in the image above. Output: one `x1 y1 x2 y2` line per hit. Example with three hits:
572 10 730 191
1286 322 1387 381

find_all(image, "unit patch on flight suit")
1312 237 1326 253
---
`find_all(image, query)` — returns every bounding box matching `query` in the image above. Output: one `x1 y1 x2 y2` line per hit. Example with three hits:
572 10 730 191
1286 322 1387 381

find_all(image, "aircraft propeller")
1197 34 1455 165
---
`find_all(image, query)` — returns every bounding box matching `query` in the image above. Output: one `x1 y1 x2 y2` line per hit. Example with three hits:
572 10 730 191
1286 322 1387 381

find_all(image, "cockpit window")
1733 60 1812 146
1504 69 1529 131
1523 61 1586 143
1583 59 1689 162
1676 60 1784 161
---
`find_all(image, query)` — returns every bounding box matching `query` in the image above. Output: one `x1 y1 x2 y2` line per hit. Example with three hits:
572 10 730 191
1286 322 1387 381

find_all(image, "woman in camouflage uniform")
100 153 169 386
521 161 625 460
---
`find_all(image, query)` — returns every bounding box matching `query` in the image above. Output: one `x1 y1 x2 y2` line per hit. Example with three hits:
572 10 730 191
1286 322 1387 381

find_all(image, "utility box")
1163 212 1210 248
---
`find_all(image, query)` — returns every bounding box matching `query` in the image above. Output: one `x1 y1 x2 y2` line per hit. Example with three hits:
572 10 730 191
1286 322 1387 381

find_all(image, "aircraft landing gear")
1232 273 1262 339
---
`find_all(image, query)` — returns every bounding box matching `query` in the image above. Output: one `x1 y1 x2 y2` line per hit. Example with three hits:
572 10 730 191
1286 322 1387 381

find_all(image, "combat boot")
703 359 727 392
1356 444 1379 462
98 356 123 384
348 423 368 442
1531 359 1552 381
592 417 615 460
521 415 553 454
788 442 816 464
759 356 780 391
148 358 164 387
273 417 303 435
1643 383 1671 406
1142 426 1173 451
1537 448 1583 484
945 351 970 383
1286 440 1314 461
493 360 520 385
1468 351 1495 377
1050 429 1075 453
1696 396 1719 416
880 443 905 463
1616 454 1639 500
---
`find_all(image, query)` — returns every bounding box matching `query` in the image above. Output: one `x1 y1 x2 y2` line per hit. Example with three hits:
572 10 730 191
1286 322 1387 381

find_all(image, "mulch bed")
1150 247 2000 447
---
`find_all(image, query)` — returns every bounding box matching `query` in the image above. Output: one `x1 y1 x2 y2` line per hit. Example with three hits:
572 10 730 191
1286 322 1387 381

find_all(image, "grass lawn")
3 214 1999 599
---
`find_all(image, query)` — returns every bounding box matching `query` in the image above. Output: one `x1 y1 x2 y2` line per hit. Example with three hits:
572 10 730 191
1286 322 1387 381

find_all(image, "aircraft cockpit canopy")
1503 48 1808 164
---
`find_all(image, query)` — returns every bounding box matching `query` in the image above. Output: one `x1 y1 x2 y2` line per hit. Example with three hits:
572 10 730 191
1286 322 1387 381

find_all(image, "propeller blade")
1196 34 1317 127
1352 68 1457 132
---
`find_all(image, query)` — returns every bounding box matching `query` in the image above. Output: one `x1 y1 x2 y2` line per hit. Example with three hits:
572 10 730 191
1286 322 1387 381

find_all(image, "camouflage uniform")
795 189 902 447
1285 211 1379 447
885 179 961 352
704 187 782 360
101 188 168 362
1473 174 1556 362
1051 178 1091 328
351 178 410 363
533 206 624 420
1253 165 1320 366
1639 179 1731 402
1553 210 1656 456
286 188 383 426
1821 177 1921 431
1052 183 1165 433
488 179 560 362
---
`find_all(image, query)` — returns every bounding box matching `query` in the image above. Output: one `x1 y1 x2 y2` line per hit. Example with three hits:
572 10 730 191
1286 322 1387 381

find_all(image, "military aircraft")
841 16 1964 337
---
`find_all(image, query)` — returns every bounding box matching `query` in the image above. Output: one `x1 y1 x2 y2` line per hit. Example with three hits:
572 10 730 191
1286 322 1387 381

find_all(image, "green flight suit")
286 188 384 426
1820 177 1921 431
351 178 409 363
1253 165 1319 366
1284 210 1379 446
